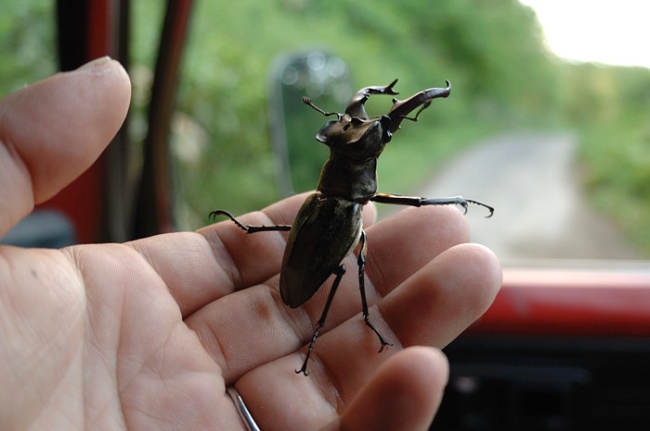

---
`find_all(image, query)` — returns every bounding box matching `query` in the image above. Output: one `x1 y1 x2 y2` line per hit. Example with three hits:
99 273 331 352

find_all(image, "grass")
579 113 650 256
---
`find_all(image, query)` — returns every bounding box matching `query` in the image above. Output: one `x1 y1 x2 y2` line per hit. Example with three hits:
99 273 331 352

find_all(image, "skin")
0 57 502 431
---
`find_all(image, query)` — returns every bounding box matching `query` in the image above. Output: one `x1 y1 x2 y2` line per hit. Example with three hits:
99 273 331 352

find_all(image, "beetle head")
313 114 391 160
304 80 451 161
304 80 398 161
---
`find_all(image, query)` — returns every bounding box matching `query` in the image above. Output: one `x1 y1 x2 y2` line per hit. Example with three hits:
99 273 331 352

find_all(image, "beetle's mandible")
211 79 493 375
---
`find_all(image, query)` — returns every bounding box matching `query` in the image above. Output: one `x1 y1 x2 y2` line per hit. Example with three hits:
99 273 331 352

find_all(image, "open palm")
0 58 501 431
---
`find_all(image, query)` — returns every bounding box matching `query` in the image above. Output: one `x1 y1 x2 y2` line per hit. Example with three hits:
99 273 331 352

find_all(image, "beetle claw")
209 209 251 232
467 200 495 218
363 314 393 352
295 364 309 376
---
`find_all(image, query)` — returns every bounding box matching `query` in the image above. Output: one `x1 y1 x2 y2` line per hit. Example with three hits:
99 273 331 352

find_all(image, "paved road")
410 132 642 262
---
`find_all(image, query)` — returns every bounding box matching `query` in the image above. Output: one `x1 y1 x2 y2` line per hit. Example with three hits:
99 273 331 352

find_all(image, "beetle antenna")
303 97 342 120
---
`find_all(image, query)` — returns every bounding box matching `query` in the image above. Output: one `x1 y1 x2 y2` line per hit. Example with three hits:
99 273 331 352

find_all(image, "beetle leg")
357 230 392 352
297 264 346 376
371 193 494 217
209 209 292 233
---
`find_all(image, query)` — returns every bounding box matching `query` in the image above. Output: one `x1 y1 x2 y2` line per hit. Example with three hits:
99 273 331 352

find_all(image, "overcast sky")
519 0 649 68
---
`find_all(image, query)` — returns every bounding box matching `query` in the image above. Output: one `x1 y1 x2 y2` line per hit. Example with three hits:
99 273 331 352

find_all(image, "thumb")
0 57 131 236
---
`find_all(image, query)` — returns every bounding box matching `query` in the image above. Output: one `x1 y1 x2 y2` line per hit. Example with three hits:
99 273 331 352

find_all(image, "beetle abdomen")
280 192 362 308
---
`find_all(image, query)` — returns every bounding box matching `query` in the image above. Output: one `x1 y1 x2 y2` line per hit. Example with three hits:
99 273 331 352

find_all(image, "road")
409 132 642 262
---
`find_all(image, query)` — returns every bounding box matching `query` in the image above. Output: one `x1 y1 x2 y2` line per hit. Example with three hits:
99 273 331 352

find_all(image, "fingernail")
77 56 113 72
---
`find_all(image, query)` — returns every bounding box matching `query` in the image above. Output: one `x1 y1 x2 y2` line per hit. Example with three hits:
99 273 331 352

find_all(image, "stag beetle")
211 79 493 375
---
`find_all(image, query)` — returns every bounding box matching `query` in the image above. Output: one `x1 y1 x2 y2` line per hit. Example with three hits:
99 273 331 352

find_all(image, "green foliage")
143 0 562 226
5 0 648 254
575 66 650 255
0 0 56 97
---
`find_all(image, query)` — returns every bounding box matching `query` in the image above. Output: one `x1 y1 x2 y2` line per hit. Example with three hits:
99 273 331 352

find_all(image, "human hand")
0 58 501 430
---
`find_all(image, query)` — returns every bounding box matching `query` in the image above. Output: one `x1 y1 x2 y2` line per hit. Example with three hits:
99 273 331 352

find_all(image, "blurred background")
1 0 649 260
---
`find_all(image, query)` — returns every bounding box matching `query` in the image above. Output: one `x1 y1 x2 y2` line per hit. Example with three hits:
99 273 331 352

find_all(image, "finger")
129 192 375 317
0 57 131 235
233 347 448 431
274 243 499 403
382 243 501 348
366 205 470 296
123 194 308 320
167 194 377 315
187 208 497 427
275 205 472 350
199 193 377 294
327 347 448 431
197 193 310 293
178 196 376 378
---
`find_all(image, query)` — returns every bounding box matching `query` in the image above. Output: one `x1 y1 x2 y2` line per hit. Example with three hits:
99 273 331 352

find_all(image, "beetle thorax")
316 153 378 203
311 106 393 203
